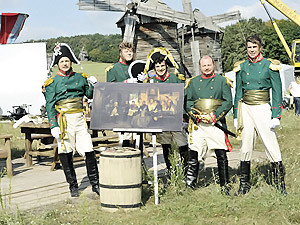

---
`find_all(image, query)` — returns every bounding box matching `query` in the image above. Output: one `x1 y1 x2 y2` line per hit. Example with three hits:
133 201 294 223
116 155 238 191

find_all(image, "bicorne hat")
49 43 80 68
144 47 179 73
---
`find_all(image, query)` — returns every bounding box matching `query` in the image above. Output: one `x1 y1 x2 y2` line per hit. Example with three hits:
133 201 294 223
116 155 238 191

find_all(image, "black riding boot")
186 150 199 189
179 145 189 176
162 144 172 171
59 152 79 197
215 149 230 195
85 151 100 195
271 161 287 196
237 161 251 195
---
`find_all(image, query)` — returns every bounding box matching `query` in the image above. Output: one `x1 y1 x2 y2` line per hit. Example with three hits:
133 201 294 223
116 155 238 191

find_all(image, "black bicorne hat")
144 47 179 73
49 43 80 68
128 60 146 83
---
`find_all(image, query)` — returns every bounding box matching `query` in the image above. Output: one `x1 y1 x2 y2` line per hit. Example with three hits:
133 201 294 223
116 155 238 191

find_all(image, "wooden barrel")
99 147 142 212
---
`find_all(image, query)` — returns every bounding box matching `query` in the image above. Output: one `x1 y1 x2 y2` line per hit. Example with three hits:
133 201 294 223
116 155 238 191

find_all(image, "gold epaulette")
177 73 186 81
81 73 88 79
268 58 281 71
105 64 114 73
233 60 245 73
43 76 55 87
222 75 233 88
184 76 197 89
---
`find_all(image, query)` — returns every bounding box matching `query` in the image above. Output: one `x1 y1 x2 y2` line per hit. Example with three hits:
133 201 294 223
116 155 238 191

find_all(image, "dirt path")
0 146 267 212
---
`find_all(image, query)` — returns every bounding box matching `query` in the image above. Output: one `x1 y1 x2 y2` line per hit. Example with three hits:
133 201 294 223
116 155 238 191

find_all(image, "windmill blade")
136 1 192 25
78 0 127 12
123 14 137 43
210 11 241 24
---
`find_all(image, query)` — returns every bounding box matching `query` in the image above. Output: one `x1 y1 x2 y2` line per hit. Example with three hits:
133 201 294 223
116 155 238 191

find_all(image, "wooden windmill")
78 0 240 76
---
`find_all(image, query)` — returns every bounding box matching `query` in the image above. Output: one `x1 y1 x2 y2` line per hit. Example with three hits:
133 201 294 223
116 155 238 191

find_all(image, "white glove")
234 118 238 130
51 127 60 139
123 78 137 83
270 118 280 130
137 72 146 82
87 76 97 86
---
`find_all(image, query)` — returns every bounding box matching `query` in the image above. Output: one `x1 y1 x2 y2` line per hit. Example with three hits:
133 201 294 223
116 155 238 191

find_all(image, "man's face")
120 48 133 62
154 60 167 76
200 57 214 75
58 57 72 72
247 42 261 59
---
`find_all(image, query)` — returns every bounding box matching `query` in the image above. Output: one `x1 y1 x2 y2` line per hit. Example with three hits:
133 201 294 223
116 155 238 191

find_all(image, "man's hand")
87 76 97 86
123 78 138 83
137 72 146 82
51 127 60 139
270 118 280 130
200 114 213 124
234 118 238 130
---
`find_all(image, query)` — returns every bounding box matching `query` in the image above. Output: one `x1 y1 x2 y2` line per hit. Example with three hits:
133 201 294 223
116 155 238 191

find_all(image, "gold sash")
55 97 84 150
243 90 270 105
193 99 223 113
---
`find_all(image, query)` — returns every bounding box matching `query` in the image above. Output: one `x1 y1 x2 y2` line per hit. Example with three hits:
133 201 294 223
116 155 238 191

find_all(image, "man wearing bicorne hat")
144 47 189 177
185 55 233 195
43 43 99 197
233 35 287 195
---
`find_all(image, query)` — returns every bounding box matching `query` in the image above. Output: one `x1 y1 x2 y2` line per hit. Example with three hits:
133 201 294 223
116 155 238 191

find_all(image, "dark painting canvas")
90 83 184 131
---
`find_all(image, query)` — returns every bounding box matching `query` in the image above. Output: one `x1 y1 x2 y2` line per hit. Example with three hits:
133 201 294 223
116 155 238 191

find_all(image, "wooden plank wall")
133 22 182 75
180 32 223 76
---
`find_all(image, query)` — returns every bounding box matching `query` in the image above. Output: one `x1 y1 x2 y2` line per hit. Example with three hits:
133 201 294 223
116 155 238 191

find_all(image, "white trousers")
57 112 93 155
240 103 282 162
188 122 229 161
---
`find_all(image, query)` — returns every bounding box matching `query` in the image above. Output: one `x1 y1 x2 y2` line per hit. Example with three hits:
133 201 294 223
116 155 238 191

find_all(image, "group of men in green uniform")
43 34 287 198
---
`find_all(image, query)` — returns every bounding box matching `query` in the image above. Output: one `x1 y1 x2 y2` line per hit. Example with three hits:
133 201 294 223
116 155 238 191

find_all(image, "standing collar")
155 72 170 81
58 68 73 76
201 73 216 79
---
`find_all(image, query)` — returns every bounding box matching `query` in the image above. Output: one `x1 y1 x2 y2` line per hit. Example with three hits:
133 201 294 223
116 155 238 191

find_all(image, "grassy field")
51 61 112 82
0 110 300 224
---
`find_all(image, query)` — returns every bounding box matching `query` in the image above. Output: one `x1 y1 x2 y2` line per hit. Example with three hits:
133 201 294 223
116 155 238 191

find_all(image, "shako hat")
144 47 179 73
49 43 80 68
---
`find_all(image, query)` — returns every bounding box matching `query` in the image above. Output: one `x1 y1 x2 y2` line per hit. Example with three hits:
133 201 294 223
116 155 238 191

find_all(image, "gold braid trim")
81 73 88 78
222 75 233 88
144 47 179 76
233 60 245 73
43 76 55 87
177 73 185 81
268 58 281 71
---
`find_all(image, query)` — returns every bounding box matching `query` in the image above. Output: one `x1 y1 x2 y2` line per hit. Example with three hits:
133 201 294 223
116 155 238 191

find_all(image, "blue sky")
0 0 299 42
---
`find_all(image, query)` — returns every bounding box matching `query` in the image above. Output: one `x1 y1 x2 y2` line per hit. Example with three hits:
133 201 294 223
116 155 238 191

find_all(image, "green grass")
51 61 112 82
1 110 300 224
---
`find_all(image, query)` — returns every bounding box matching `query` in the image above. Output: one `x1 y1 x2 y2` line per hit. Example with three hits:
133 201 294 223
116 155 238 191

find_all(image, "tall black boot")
215 149 230 195
186 150 199 189
85 151 100 195
271 161 287 196
162 144 172 171
59 153 79 197
237 161 251 195
179 145 189 176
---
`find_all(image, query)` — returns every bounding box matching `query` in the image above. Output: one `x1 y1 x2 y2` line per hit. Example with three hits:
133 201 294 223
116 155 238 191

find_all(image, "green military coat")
106 61 130 82
185 73 233 123
44 72 93 128
233 58 283 119
151 72 184 84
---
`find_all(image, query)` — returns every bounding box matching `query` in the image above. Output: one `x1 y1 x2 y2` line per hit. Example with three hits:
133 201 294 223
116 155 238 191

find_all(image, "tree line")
27 17 300 72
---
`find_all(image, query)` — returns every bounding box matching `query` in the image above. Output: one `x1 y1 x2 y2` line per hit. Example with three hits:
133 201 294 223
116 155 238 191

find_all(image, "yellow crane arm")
263 0 300 27
260 0 292 58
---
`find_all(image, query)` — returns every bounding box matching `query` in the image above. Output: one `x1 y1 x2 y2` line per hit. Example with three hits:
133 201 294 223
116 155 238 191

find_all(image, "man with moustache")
44 43 99 197
185 55 232 194
233 35 287 195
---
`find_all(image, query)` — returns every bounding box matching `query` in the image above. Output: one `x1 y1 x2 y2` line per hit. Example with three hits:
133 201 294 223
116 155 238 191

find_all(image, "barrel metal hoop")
99 153 141 158
101 202 142 209
99 183 142 189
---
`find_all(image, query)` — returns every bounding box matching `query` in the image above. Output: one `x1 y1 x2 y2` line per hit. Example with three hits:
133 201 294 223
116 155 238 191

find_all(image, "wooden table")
20 123 54 167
